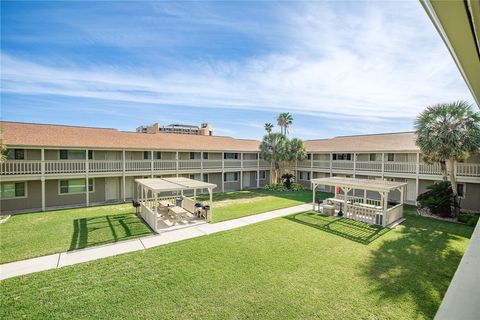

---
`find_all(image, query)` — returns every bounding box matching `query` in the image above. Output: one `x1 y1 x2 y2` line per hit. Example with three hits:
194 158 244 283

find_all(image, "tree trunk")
440 161 447 181
446 158 460 217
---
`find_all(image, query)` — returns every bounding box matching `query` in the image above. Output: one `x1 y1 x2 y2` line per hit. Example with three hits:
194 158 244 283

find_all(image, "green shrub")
281 173 295 189
417 181 454 217
290 183 305 191
458 213 480 227
264 183 287 192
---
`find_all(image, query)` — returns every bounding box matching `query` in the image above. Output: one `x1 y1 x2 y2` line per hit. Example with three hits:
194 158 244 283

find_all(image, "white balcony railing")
224 160 241 168
153 160 176 171
89 160 123 173
45 161 86 174
1 159 479 178
457 163 480 177
178 160 201 170
0 161 41 175
203 160 222 169
384 162 416 174
125 160 151 172
356 161 382 172
419 163 442 175
332 160 354 170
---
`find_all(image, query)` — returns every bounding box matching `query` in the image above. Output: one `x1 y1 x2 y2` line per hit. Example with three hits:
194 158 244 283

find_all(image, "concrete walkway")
0 204 311 281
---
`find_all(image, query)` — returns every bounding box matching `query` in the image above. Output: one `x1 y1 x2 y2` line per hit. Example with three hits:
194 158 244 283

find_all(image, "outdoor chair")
132 200 140 214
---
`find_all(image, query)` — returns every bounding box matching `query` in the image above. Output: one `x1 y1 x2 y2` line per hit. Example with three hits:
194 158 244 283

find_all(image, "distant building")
136 123 213 136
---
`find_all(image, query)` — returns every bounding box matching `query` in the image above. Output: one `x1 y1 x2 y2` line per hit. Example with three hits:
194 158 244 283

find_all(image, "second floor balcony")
0 159 271 176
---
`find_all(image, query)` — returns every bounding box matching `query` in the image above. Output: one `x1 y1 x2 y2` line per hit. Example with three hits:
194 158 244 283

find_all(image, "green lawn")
0 206 473 319
201 189 330 222
0 204 153 264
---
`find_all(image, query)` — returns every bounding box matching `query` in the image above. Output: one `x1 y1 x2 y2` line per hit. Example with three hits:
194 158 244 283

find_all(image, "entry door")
244 172 251 187
105 177 119 201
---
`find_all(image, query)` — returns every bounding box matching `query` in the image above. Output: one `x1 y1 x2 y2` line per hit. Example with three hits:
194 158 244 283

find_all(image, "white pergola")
135 177 217 231
311 177 407 227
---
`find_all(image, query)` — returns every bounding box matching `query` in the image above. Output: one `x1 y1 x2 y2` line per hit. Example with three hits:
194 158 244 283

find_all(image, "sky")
0 0 475 140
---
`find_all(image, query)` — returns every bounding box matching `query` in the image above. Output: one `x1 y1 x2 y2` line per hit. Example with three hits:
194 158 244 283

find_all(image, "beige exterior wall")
44 178 106 208
0 180 42 212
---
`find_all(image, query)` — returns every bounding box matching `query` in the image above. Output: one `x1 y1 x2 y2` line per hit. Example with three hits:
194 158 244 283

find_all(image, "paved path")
0 204 311 280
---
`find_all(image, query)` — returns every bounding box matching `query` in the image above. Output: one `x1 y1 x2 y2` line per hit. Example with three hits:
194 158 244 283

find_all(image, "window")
307 154 311 160
155 152 161 160
203 174 209 182
143 151 149 160
457 183 465 198
387 153 395 162
333 153 352 161
224 153 239 160
190 152 196 160
88 150 93 160
60 150 68 160
5 149 25 160
369 153 377 161
189 174 196 180
59 150 86 160
203 152 209 160
299 171 310 180
224 172 238 182
259 170 266 180
1 182 26 199
59 179 94 194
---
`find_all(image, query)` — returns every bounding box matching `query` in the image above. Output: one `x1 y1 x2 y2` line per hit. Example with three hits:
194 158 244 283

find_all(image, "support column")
415 152 420 205
382 191 389 227
256 153 260 188
207 187 213 222
363 189 367 204
41 149 46 211
353 153 356 178
310 154 314 185
329 153 333 177
176 151 179 171
150 151 154 178
85 149 89 207
312 183 316 210
122 149 126 202
240 171 243 190
222 152 225 192
381 153 385 179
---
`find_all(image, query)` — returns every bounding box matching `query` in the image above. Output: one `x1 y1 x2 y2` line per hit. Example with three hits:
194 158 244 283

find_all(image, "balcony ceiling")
421 0 480 107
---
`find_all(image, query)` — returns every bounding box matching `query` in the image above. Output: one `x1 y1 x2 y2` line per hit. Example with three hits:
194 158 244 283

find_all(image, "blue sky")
1 1 475 140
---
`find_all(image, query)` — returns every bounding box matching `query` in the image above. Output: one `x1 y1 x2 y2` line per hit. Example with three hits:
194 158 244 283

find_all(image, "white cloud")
1 1 475 123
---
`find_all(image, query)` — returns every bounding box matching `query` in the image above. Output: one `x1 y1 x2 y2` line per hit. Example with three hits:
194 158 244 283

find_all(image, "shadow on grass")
69 213 151 251
361 215 474 318
285 212 390 245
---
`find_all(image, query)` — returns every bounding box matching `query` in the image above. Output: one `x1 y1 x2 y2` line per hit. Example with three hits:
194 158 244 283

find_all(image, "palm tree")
264 122 274 134
259 133 288 184
276 112 293 135
415 101 480 216
287 138 307 180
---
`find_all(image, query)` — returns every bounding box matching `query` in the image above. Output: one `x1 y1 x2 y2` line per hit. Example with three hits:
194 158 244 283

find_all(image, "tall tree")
276 112 293 135
264 122 274 134
259 133 288 184
287 138 307 180
415 101 480 216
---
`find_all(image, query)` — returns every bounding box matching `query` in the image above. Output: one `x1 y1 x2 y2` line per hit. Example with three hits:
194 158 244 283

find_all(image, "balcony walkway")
0 203 312 281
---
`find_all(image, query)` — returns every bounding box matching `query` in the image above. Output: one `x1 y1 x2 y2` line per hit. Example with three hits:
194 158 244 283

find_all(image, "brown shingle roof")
0 122 261 152
304 132 419 152
1 121 419 153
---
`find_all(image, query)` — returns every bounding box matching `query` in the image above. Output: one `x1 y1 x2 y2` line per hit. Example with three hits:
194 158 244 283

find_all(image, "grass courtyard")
0 189 323 263
0 205 473 319
204 188 327 222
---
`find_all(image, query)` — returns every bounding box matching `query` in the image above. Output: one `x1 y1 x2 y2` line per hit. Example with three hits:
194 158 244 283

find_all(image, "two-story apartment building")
1 122 479 213
0 122 271 213
296 132 480 211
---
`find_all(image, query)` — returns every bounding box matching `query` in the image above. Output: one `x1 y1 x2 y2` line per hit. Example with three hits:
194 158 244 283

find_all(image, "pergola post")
342 187 351 218
312 182 316 210
382 191 389 227
208 187 213 222
193 189 196 201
